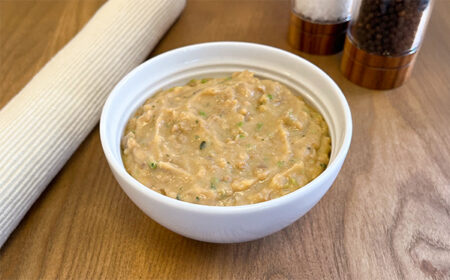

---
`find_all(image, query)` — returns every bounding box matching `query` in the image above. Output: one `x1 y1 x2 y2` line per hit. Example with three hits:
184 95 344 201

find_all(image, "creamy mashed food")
122 71 331 206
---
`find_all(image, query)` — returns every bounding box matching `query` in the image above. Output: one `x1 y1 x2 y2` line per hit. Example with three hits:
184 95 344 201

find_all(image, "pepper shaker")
288 0 353 55
341 0 434 89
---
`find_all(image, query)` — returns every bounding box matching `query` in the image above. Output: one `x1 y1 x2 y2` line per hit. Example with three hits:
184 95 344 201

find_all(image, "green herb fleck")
199 111 206 117
277 161 284 167
224 77 232 81
148 162 158 169
239 134 245 138
195 135 200 140
256 123 263 130
289 177 298 186
210 177 218 189
320 163 327 169
200 141 207 150
176 194 181 200
237 121 243 127
196 196 200 201
201 78 209 84
268 94 273 100
195 119 199 124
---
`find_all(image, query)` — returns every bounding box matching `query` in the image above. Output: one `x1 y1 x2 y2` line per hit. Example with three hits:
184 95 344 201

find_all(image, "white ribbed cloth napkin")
0 0 185 248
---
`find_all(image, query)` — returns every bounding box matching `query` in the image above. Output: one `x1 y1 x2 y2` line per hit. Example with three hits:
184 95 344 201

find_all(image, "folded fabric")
0 0 185 248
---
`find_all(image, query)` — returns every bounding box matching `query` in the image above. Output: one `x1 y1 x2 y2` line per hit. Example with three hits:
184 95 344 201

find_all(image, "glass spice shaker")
288 0 353 55
341 0 434 89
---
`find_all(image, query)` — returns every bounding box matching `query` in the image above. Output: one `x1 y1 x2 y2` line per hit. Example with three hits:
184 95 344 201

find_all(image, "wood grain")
1 0 449 279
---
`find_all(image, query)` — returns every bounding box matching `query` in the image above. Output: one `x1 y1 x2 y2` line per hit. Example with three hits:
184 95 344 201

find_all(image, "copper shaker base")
288 12 349 55
340 37 418 90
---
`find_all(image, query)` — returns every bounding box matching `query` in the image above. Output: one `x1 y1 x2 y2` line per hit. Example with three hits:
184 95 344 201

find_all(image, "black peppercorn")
350 0 431 55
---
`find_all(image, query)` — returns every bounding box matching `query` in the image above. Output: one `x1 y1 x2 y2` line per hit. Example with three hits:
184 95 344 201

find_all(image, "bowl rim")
100 41 352 214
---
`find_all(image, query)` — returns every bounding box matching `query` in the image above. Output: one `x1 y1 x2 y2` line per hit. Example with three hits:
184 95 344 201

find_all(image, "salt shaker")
341 0 434 89
288 0 353 55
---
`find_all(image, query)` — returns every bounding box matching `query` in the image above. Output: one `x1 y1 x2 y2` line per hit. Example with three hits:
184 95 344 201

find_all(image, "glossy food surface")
122 71 331 205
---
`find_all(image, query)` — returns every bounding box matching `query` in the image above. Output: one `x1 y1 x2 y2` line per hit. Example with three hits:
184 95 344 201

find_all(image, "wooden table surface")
1 0 449 279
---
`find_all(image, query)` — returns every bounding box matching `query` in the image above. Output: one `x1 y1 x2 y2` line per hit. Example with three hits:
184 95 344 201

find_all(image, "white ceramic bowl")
100 42 352 243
